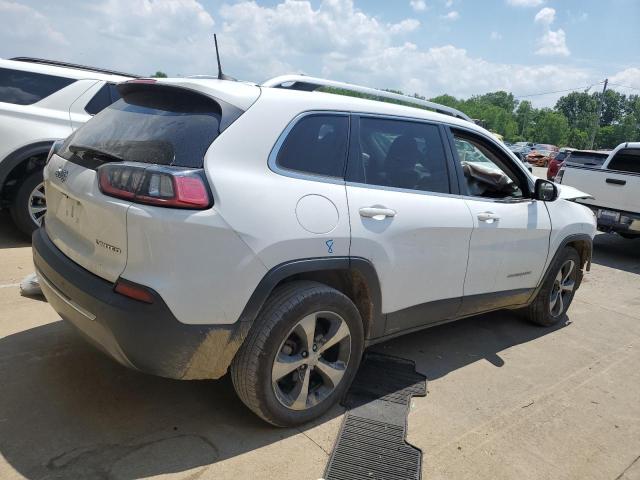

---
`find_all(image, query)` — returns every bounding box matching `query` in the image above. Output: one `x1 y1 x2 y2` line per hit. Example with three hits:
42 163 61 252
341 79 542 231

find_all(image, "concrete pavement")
0 207 639 479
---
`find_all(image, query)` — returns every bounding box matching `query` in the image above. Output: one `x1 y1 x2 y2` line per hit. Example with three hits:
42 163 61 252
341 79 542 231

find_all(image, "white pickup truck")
556 142 640 239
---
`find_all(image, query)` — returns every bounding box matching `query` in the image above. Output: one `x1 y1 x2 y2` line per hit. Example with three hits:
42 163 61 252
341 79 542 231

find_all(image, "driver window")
452 133 524 199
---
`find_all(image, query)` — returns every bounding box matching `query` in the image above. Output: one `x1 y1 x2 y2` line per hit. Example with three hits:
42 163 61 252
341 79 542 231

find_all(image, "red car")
547 148 574 180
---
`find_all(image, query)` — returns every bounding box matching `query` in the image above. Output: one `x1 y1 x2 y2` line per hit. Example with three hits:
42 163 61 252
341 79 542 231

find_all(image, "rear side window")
0 67 75 105
60 85 222 168
347 117 450 194
566 152 608 167
85 83 121 115
276 114 349 177
608 148 640 174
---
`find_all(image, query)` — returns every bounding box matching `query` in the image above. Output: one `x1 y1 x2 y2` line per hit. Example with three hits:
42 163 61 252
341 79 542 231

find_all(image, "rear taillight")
98 163 211 209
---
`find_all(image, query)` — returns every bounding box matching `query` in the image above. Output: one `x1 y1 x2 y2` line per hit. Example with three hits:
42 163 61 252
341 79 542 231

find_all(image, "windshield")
60 86 222 168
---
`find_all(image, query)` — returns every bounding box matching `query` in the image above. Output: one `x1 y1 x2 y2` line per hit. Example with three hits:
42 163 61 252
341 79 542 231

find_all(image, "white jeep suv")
0 57 131 235
33 75 596 426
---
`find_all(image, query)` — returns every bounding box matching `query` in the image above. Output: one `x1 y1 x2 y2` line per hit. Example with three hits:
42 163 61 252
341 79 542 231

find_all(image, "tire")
522 246 581 327
231 281 364 427
10 170 45 237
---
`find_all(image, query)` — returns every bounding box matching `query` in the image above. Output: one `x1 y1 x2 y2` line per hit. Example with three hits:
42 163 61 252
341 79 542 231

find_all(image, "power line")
608 82 640 92
515 84 598 98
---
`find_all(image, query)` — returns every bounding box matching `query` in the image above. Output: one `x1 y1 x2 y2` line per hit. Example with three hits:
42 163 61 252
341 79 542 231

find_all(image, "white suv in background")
0 57 132 235
34 75 596 426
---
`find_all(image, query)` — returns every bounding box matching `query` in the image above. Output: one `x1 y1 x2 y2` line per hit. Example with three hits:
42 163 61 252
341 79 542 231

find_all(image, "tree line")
322 86 640 149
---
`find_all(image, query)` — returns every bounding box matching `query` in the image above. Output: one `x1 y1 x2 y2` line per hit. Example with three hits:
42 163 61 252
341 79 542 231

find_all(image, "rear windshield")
566 152 608 167
608 148 640 174
60 85 222 168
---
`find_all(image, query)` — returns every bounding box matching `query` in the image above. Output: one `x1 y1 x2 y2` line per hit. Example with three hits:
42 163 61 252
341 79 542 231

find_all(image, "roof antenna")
214 34 235 81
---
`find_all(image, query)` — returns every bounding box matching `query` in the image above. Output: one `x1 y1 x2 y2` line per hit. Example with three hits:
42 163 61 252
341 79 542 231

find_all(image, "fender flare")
0 141 54 195
237 256 384 339
527 233 593 303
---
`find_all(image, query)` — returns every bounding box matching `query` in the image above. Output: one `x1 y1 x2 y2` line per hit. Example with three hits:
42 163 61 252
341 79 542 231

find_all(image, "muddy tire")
523 246 582 327
231 281 364 427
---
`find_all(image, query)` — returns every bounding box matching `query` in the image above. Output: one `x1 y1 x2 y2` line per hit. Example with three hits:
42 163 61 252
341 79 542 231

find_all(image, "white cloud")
506 0 544 6
389 18 421 34
535 29 570 56
0 0 215 75
441 10 460 20
610 68 640 91
534 7 555 25
409 0 427 12
0 0 68 50
490 31 503 40
0 0 625 108
533 7 570 57
445 0 454 7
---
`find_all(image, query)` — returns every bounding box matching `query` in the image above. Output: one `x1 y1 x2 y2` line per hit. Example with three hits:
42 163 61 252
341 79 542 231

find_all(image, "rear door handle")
477 212 501 222
606 178 626 185
359 207 396 219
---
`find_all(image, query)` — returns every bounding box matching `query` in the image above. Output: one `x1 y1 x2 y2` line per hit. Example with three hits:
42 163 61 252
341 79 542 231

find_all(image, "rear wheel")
522 246 581 327
10 171 45 237
231 281 364 427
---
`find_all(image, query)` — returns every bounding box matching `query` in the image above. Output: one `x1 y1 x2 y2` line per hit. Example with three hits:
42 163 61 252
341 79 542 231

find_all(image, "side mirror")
534 178 558 201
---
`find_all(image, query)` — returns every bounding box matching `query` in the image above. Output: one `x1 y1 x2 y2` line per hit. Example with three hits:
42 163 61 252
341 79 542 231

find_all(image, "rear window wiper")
68 144 124 163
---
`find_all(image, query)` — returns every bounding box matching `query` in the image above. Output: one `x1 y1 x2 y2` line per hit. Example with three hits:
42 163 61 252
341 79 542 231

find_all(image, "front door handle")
359 207 396 219
477 211 501 222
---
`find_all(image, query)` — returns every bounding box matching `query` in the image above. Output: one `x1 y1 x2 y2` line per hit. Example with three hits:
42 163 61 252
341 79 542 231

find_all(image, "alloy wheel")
28 182 46 227
549 259 575 317
271 311 351 411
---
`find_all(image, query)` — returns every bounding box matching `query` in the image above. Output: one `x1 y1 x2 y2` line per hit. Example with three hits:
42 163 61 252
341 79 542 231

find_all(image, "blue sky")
1 0 639 106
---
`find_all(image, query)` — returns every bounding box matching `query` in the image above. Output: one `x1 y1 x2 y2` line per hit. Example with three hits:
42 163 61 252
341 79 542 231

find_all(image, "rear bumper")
580 205 640 236
32 227 248 380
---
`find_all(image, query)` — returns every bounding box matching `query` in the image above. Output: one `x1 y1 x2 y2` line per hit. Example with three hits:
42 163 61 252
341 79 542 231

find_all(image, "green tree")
151 71 168 78
532 110 569 146
555 92 596 130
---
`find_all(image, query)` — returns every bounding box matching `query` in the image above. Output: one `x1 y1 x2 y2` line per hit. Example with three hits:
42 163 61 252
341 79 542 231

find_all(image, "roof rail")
9 57 140 79
261 74 471 122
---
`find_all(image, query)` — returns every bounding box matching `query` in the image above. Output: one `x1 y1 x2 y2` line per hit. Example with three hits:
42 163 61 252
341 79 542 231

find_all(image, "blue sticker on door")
326 239 334 254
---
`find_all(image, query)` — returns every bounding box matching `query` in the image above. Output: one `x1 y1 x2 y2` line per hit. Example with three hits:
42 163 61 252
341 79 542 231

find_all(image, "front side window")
276 114 349 178
0 67 75 105
347 117 450 194
452 131 524 199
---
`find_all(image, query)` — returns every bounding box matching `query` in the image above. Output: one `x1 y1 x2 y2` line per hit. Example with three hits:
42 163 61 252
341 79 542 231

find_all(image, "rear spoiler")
118 79 245 132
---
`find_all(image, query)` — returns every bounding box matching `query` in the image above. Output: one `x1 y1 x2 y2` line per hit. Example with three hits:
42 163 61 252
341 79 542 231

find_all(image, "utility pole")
589 78 608 149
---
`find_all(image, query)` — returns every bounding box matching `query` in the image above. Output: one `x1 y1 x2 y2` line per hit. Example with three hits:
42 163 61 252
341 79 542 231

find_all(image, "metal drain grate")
325 352 427 480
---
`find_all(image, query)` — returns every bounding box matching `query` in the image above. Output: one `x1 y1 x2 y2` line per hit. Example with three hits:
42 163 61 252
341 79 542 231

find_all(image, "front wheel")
522 246 582 326
231 281 364 427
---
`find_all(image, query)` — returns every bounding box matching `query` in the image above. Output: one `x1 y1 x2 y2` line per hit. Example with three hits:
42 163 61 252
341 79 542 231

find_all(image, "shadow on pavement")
591 233 640 275
0 320 339 479
371 311 569 381
0 212 29 249
0 309 565 479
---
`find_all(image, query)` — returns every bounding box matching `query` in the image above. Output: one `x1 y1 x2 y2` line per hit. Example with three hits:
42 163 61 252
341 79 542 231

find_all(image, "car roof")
0 58 132 82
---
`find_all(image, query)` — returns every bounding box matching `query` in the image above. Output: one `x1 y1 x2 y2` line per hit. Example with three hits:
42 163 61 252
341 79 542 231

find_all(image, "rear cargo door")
44 81 229 283
44 154 130 282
